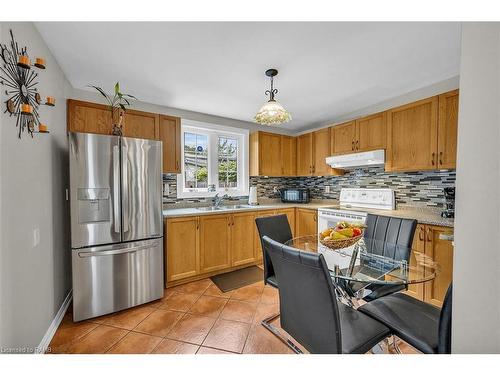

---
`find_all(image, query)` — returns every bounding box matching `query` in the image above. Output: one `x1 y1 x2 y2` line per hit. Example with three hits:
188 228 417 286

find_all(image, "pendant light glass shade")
254 99 292 125
254 68 291 126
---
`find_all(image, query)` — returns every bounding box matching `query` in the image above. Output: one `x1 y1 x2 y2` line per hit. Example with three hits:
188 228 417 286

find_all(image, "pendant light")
254 68 291 125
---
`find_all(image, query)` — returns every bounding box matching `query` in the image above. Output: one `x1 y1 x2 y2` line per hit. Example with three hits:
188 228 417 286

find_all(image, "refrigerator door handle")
77 244 153 258
122 145 130 233
113 145 121 233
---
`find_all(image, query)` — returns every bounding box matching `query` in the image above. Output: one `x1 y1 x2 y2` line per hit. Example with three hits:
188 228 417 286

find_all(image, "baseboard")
37 289 72 354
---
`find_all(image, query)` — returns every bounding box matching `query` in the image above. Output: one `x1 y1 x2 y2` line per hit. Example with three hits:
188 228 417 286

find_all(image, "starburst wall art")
0 29 55 139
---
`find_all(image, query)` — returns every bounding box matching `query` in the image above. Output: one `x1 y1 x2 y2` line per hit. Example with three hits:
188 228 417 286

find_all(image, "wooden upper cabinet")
159 115 181 173
122 109 159 140
331 121 356 154
313 128 332 175
281 135 297 176
296 133 313 176
249 131 282 176
386 96 438 172
356 112 387 152
438 90 459 169
67 99 113 135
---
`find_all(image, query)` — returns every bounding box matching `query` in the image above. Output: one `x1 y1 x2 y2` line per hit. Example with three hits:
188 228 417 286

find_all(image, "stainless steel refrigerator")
69 132 163 321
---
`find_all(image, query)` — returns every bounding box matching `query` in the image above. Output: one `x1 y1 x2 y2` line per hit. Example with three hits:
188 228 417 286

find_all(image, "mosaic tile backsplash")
164 167 455 209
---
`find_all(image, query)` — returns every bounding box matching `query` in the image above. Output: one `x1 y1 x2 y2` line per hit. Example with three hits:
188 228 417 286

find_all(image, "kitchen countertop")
163 199 454 228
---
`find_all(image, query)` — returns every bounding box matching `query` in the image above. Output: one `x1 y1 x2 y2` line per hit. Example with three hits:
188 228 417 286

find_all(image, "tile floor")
47 277 417 354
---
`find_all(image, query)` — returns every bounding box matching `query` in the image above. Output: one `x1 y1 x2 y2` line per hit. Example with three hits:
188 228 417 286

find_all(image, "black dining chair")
254 215 293 330
358 214 418 301
262 235 390 354
358 284 453 354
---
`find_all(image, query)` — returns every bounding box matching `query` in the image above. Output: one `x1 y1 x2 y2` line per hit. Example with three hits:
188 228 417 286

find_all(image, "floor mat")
210 266 264 292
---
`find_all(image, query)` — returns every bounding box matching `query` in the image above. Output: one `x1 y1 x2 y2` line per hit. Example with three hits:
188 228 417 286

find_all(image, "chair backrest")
438 284 453 354
363 214 417 261
255 215 293 285
263 236 342 354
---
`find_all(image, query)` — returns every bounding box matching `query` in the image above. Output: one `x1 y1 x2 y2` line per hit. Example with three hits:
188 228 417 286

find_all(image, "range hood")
326 149 385 169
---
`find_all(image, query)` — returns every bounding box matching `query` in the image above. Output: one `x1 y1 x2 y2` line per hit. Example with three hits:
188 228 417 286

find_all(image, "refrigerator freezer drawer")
72 238 163 321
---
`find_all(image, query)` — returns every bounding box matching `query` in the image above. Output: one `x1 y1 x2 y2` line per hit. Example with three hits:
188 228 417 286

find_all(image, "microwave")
279 188 310 203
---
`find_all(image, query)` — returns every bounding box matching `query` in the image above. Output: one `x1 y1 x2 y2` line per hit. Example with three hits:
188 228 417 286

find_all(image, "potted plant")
89 82 137 136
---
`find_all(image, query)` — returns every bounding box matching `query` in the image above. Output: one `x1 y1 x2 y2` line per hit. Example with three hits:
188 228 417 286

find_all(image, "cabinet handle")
196 218 199 230
356 140 359 150
426 227 432 242
431 152 435 165
439 151 443 165
418 227 424 241
351 140 355 150
313 214 317 222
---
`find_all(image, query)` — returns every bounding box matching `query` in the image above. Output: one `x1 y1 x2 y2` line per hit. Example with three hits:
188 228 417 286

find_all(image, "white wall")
0 22 72 351
453 23 500 353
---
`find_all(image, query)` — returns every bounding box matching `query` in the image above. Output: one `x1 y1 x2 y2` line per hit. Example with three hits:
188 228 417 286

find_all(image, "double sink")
196 204 256 212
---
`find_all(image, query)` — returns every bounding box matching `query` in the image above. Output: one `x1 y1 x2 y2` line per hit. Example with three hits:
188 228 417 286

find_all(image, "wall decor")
89 82 137 136
0 29 55 138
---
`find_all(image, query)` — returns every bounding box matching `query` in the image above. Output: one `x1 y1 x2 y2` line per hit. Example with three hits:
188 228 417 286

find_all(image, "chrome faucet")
212 193 228 208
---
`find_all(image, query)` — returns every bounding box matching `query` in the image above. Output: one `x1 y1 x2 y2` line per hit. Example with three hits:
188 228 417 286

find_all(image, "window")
177 120 248 198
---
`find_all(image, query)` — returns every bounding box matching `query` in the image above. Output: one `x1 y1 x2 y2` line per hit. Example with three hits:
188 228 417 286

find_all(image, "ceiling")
35 22 461 131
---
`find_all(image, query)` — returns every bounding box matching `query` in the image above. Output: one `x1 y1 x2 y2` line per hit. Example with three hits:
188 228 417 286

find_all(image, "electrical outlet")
33 228 40 247
325 186 331 193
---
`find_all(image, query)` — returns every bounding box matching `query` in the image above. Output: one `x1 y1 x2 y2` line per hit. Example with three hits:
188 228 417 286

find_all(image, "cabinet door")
159 115 181 173
295 209 318 237
281 136 297 176
406 224 426 301
331 121 356 154
275 208 296 237
438 90 459 169
296 133 313 176
200 214 231 273
424 226 454 307
122 110 159 140
254 210 278 261
231 212 257 267
166 217 199 283
356 112 387 152
386 97 438 171
259 132 282 176
313 128 332 175
67 99 112 135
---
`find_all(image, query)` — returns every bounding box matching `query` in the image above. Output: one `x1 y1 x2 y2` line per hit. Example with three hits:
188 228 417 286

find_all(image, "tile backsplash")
163 167 455 209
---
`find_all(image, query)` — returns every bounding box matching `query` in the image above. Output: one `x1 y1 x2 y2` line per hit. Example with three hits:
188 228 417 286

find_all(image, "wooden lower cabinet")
407 224 453 307
295 208 318 237
231 212 257 267
199 214 231 273
165 217 199 283
424 225 454 307
407 224 426 300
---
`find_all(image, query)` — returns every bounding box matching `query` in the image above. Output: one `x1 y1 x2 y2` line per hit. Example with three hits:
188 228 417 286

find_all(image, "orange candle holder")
21 103 33 114
38 123 48 132
17 55 31 69
45 96 55 106
34 57 46 69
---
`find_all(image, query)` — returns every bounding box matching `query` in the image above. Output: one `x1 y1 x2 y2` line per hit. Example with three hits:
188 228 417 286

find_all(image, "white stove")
318 188 395 232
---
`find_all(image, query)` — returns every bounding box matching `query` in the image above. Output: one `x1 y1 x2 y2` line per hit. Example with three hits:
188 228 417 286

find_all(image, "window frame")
176 119 249 199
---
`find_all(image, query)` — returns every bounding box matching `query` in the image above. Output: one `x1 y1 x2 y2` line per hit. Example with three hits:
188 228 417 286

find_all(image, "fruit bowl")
318 222 365 250
319 232 364 250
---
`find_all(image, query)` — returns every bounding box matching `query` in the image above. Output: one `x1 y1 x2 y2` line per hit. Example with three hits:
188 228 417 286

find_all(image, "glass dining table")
285 235 440 308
